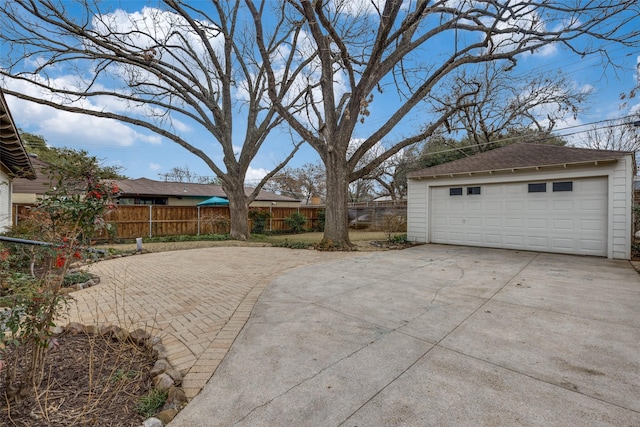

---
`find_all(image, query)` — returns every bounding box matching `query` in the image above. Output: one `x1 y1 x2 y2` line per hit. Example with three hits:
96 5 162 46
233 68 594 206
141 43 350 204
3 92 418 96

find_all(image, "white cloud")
5 91 162 148
148 162 161 171
245 166 269 184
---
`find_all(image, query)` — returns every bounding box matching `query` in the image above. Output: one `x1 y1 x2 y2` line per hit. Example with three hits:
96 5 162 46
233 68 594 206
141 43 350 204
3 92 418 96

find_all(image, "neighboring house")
635 180 640 204
0 90 36 231
406 143 635 260
11 155 52 204
115 177 301 208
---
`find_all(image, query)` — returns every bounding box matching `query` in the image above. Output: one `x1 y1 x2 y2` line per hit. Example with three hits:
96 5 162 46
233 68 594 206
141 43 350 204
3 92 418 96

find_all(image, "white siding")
609 156 633 259
0 168 11 231
407 179 428 243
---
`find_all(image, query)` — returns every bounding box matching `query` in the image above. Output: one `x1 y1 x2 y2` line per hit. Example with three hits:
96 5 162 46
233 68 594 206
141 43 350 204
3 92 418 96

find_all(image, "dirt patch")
0 332 155 427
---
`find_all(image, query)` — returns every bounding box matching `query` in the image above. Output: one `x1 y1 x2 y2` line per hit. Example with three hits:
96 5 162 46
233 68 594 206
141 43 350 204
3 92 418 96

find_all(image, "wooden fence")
13 200 408 240
13 204 324 240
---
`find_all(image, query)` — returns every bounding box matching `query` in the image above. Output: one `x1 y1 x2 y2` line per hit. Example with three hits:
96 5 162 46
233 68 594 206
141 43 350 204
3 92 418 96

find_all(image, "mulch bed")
0 332 155 427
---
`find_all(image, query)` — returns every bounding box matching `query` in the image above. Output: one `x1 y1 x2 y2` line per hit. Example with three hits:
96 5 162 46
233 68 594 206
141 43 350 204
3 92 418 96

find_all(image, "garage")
407 143 635 260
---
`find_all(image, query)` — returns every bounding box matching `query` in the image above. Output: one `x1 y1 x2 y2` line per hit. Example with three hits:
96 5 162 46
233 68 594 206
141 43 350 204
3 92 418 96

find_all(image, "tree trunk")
321 155 352 249
223 181 250 241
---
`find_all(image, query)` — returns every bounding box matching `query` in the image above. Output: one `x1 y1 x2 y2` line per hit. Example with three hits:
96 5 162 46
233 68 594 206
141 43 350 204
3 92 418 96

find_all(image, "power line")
419 114 639 157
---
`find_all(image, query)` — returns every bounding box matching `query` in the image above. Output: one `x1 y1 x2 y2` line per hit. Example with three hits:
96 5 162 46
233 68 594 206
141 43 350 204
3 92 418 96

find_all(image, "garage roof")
407 143 632 179
0 91 36 179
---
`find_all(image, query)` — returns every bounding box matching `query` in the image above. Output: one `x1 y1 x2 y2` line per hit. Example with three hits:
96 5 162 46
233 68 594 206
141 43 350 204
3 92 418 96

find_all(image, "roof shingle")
407 143 632 179
116 177 300 202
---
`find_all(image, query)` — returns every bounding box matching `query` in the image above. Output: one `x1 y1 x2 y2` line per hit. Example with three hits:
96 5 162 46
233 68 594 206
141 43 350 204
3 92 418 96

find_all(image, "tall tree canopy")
0 0 304 240
248 0 640 248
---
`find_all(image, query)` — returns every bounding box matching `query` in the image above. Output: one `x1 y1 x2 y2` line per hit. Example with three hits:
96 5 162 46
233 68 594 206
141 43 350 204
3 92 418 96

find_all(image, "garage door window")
467 186 481 195
528 183 547 193
553 181 573 192
449 187 463 196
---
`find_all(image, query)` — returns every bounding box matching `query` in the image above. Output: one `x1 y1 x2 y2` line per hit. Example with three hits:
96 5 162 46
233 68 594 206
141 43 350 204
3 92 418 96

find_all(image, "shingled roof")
0 90 36 179
116 177 300 202
407 143 632 179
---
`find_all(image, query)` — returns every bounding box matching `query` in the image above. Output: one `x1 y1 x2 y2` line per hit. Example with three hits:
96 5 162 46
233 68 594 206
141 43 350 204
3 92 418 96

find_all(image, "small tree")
0 151 118 401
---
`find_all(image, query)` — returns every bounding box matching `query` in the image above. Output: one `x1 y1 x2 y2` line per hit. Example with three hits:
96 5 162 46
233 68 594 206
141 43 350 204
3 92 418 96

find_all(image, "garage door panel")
430 177 607 256
467 217 482 227
485 217 502 227
449 232 463 242
506 218 524 228
581 240 604 251
528 218 547 229
450 217 464 226
581 199 602 210
527 236 549 249
528 200 548 210
552 238 574 250
552 219 574 231
553 200 574 210
485 201 502 211
485 234 502 244
506 201 524 211
506 235 525 246
467 233 482 243
581 219 604 231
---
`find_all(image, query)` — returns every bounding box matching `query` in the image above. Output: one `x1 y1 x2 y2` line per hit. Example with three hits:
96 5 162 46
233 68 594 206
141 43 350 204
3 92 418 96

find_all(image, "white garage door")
430 177 608 256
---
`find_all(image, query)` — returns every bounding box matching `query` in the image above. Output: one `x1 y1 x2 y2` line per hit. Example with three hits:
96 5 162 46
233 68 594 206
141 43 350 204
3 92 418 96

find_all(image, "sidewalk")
66 247 355 399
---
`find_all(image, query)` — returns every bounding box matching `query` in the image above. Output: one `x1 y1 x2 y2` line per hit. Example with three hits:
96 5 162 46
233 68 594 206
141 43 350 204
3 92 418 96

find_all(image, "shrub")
315 209 326 232
248 210 270 234
272 239 312 249
284 211 308 233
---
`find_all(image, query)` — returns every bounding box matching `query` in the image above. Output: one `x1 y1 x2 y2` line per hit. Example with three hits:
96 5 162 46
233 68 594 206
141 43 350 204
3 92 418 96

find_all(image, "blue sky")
3 1 639 183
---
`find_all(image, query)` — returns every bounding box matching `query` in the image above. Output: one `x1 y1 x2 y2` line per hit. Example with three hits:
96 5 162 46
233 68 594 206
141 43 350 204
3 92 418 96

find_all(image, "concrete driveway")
170 245 640 426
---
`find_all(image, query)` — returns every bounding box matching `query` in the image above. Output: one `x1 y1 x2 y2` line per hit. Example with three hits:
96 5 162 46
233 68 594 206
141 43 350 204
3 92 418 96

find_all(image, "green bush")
62 271 94 287
248 211 270 234
272 239 312 249
390 233 408 244
284 211 308 233
315 209 326 232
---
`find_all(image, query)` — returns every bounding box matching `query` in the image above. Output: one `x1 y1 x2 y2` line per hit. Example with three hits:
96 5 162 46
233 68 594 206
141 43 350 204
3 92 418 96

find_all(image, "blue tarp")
197 196 229 206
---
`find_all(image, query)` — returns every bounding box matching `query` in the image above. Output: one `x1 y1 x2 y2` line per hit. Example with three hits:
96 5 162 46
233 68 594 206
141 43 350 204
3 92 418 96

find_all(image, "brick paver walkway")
66 247 354 399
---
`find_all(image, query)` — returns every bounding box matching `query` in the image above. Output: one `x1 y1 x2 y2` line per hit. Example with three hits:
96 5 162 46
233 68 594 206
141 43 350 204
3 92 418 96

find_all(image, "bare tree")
159 165 220 184
436 62 590 152
584 116 640 152
0 0 303 240
248 0 640 248
265 161 326 203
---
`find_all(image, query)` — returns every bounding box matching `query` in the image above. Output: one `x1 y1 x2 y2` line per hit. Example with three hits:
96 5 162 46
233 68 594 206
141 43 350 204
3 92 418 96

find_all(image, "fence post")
149 205 153 237
197 206 200 236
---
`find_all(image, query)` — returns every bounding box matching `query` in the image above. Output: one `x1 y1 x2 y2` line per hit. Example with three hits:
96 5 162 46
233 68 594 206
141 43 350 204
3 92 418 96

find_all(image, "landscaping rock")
164 368 183 386
85 324 99 335
156 408 179 424
129 328 152 346
142 417 164 427
153 373 175 392
65 322 85 335
100 324 129 342
150 358 169 376
165 386 188 408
